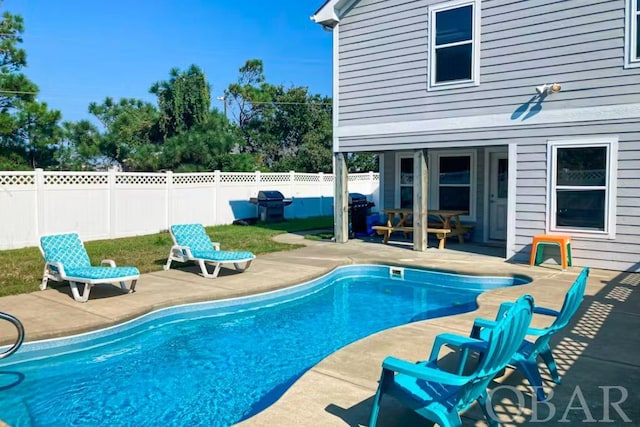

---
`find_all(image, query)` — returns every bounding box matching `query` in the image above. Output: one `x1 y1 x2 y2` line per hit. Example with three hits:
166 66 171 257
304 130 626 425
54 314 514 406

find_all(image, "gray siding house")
312 0 640 272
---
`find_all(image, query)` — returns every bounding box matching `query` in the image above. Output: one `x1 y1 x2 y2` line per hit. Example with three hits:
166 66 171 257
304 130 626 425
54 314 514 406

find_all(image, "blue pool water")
0 265 528 426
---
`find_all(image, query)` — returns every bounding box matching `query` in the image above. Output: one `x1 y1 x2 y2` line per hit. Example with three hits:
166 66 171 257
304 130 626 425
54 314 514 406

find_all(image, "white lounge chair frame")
164 228 254 279
40 260 139 303
39 233 139 303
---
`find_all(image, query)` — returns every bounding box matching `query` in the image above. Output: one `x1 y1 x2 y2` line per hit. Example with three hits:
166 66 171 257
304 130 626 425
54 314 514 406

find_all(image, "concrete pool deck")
0 233 638 426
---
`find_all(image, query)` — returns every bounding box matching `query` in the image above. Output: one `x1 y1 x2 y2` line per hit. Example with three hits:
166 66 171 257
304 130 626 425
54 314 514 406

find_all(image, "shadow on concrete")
358 233 506 258
44 281 132 302
325 267 640 425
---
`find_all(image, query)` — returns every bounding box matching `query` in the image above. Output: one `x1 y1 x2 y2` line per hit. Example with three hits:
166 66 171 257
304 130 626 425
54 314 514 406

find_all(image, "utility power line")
248 101 332 106
0 89 38 95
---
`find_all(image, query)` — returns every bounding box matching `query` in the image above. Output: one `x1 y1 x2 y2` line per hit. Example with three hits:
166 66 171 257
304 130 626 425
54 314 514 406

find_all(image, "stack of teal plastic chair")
369 294 535 427
470 267 589 401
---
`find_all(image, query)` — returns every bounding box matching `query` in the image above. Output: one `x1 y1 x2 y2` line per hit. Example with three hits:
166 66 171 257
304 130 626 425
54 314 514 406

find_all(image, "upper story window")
547 139 618 239
626 0 640 67
428 0 481 90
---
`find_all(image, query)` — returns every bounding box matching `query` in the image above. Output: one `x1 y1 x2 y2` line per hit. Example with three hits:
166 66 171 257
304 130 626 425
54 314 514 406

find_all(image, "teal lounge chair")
40 233 139 303
164 223 255 278
470 267 589 401
369 294 535 427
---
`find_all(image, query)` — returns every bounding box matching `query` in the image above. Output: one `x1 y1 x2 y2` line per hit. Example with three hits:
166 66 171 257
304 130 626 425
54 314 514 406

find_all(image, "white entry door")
489 151 508 241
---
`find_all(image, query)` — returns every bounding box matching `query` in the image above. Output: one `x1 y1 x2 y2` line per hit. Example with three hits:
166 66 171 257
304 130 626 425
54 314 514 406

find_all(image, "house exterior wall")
326 0 640 271
364 121 640 271
512 122 640 272
338 0 640 131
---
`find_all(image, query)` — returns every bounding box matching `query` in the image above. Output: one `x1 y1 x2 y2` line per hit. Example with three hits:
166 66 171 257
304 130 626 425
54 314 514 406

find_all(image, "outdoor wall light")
535 83 562 95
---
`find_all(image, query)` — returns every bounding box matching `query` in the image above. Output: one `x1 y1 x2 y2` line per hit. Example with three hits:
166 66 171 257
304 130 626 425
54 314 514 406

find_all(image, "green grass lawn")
0 216 333 298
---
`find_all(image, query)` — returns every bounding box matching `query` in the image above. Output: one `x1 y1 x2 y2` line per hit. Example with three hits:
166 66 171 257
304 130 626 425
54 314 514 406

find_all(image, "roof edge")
311 0 355 28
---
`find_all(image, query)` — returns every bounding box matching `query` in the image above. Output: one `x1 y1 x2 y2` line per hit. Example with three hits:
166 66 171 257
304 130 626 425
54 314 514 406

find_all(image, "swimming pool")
0 265 528 426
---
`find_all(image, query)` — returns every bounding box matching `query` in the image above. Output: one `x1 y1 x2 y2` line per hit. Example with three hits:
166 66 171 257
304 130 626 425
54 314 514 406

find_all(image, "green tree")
0 5 63 169
150 65 211 140
160 110 240 172
15 100 62 168
226 59 334 172
225 59 277 155
0 8 31 113
348 153 379 173
57 120 103 170
214 153 264 172
88 97 160 168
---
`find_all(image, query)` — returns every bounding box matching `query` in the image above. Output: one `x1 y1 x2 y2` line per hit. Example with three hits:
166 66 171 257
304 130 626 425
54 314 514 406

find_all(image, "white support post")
506 143 518 260
378 153 385 211
34 168 45 238
334 153 349 243
413 150 428 251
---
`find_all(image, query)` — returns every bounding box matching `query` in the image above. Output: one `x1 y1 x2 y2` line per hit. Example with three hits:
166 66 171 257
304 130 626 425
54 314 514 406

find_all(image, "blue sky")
4 0 332 123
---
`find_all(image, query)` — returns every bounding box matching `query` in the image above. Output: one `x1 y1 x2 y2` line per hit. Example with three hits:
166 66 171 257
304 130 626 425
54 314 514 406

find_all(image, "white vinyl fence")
0 169 379 250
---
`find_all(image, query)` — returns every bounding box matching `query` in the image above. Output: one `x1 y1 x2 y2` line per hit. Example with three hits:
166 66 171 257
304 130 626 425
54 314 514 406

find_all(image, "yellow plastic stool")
530 234 572 271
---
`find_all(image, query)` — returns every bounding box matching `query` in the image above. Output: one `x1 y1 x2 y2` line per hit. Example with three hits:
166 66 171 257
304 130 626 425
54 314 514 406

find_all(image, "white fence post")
255 170 261 194
108 168 117 238
165 170 173 230
319 172 325 216
214 170 221 225
289 170 295 199
34 168 45 237
369 171 375 198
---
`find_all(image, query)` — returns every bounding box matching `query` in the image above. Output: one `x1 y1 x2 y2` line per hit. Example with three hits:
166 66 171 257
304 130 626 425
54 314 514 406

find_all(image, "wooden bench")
428 221 476 244
372 225 452 249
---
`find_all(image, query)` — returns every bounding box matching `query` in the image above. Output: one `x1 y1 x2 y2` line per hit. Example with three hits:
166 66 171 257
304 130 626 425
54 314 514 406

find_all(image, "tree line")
0 5 377 173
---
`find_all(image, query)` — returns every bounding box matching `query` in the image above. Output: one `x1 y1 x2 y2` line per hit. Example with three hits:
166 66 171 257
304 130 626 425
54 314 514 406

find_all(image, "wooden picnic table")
372 208 470 249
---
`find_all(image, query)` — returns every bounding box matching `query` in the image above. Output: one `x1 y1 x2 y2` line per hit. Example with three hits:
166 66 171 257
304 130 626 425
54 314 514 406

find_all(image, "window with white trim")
625 0 640 67
430 151 476 219
428 0 480 90
548 140 618 238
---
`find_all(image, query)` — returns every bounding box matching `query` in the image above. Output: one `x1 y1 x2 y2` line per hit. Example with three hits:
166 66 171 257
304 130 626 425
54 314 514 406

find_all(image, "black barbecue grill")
349 193 375 236
249 190 293 222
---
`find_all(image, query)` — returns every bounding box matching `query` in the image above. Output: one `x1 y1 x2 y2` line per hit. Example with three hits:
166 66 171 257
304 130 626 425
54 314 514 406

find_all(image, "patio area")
0 233 637 426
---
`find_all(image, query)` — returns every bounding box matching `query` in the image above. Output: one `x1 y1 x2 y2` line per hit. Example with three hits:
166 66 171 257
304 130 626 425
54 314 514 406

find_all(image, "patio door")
489 151 508 241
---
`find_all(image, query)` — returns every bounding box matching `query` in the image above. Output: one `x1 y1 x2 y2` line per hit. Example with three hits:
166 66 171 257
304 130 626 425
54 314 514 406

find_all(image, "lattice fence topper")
0 170 377 187
260 173 291 183
172 174 217 185
44 173 109 185
0 173 35 186
219 173 257 183
349 173 377 182
115 174 167 185
294 173 321 183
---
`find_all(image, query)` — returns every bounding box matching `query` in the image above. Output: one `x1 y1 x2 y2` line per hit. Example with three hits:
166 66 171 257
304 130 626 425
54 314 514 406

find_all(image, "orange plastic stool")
529 234 572 270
